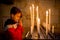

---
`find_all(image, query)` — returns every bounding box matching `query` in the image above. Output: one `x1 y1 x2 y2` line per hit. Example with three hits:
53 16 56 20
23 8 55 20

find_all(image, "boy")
4 7 24 40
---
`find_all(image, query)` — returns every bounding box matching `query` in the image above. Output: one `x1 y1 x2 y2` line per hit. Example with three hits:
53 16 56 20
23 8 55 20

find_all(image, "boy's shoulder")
4 19 16 27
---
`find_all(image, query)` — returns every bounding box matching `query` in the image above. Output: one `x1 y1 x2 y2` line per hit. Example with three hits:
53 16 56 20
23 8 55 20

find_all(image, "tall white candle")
36 6 38 23
30 6 33 27
46 10 49 35
30 4 35 34
30 6 33 34
32 4 34 34
49 9 51 31
36 6 40 34
36 6 39 28
36 6 38 18
32 4 34 26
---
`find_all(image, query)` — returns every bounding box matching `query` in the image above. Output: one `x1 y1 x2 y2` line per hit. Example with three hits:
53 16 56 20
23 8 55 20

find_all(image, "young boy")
4 7 24 40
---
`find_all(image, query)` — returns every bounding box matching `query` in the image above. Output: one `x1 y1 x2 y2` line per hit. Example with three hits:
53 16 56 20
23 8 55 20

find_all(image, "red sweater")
5 25 24 40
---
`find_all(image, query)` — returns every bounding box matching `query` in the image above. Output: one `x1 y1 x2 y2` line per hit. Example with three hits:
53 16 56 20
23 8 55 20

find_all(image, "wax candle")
49 9 51 31
52 25 54 33
36 6 40 34
30 4 35 34
46 10 49 35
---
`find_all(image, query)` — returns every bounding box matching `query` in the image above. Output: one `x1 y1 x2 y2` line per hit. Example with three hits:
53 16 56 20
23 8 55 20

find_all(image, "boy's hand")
7 24 17 29
18 20 23 27
7 25 13 28
13 24 17 29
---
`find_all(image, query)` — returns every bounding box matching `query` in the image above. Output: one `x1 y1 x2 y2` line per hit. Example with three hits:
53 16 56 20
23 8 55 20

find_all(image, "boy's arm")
7 24 20 34
18 20 24 32
7 24 23 33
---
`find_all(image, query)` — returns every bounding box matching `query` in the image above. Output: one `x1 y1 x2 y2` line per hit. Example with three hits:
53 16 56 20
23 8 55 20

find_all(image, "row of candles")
30 4 54 36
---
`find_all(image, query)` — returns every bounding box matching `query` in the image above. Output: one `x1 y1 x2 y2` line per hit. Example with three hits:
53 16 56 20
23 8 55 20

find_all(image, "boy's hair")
10 7 22 18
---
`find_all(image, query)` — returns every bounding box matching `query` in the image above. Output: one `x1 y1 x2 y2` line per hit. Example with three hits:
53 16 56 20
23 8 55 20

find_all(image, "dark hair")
10 7 22 18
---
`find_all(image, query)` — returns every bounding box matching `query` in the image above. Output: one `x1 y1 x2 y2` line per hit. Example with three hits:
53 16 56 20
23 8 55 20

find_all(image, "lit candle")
36 6 38 18
30 4 35 34
36 6 39 28
30 6 33 34
46 10 49 35
49 9 51 31
32 4 34 34
32 4 34 27
36 6 40 34
30 6 33 27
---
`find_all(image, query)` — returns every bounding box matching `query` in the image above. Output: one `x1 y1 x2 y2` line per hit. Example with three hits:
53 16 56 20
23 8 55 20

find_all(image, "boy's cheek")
14 18 19 22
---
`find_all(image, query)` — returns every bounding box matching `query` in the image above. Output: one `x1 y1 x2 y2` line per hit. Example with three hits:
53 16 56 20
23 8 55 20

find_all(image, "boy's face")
12 13 21 22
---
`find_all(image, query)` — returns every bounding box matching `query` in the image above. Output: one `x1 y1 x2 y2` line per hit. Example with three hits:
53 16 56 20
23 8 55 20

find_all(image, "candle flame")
36 6 38 13
32 4 34 8
37 6 38 9
38 18 40 24
46 10 48 16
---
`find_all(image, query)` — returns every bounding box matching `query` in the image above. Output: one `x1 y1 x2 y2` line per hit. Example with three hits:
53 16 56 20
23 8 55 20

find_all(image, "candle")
52 25 54 33
36 6 38 28
36 6 40 34
36 6 38 18
32 4 34 26
46 10 49 35
49 9 51 31
32 4 34 34
25 32 29 37
30 6 33 34
30 6 32 34
36 6 39 26
30 4 35 34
